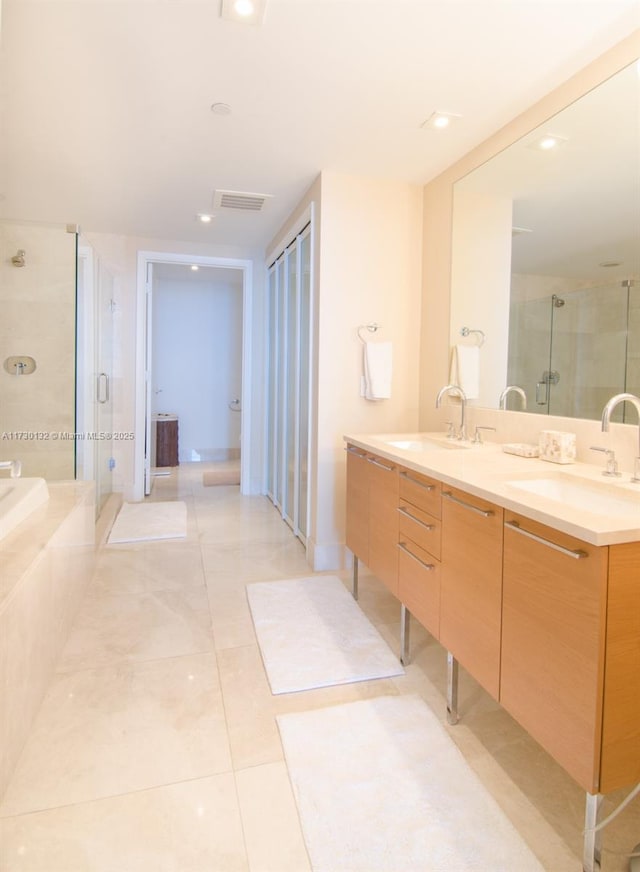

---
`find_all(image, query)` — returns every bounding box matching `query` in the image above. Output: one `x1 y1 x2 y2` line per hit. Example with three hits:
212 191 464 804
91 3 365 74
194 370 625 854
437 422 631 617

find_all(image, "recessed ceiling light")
211 102 232 116
191 265 199 271
196 213 214 223
527 133 568 151
220 0 266 24
421 111 461 130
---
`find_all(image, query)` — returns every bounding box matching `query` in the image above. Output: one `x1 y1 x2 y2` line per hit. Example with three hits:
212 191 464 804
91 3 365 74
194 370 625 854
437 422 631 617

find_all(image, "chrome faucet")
600 393 640 483
0 460 22 478
436 384 467 441
498 385 527 411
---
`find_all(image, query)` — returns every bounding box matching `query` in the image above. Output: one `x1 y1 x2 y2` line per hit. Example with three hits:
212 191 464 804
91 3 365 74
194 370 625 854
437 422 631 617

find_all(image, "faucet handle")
590 446 621 477
473 426 496 445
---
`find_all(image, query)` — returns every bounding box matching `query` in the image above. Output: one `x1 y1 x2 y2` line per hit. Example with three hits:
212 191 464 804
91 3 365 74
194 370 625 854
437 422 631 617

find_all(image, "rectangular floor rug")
107 500 187 544
277 695 545 872
246 575 403 694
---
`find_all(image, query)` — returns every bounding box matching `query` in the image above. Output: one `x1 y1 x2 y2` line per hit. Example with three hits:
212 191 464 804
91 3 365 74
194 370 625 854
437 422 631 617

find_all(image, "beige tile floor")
0 462 638 871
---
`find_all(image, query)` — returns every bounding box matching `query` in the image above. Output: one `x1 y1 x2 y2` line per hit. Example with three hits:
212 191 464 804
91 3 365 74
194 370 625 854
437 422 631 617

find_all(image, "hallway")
0 464 637 871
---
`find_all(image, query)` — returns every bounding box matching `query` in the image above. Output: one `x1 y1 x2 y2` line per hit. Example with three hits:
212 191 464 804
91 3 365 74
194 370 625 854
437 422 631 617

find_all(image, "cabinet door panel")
345 447 369 563
368 457 399 595
440 487 503 699
398 500 441 560
501 511 608 793
598 542 640 793
399 469 441 518
398 541 440 638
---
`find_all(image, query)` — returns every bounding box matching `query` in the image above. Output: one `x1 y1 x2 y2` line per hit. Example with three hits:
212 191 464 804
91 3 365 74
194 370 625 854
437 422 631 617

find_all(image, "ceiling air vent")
213 189 273 212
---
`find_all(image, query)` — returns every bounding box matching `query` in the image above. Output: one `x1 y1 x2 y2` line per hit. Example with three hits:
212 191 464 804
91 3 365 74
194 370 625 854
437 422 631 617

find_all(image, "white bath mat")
246 575 403 694
278 695 545 872
107 501 187 544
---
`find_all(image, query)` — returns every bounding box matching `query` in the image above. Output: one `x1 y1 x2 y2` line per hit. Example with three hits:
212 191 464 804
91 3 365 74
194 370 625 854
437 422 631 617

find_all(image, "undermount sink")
506 474 639 518
384 436 469 451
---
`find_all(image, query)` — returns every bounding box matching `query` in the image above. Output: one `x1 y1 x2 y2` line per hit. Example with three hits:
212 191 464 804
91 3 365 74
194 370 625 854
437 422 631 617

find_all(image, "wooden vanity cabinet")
397 468 442 638
345 446 369 565
440 487 504 700
502 512 640 794
600 542 640 792
501 511 607 792
345 445 399 596
367 455 399 596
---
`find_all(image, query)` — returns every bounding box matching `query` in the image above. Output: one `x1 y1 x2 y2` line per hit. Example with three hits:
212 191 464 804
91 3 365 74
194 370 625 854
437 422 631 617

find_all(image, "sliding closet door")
283 240 298 527
266 266 277 501
274 258 286 510
266 221 312 542
297 227 311 539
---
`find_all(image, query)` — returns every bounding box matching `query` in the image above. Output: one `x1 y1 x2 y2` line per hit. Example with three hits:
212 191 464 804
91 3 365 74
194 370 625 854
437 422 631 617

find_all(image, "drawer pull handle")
368 457 396 472
505 520 588 560
442 490 494 518
398 506 434 530
399 471 434 491
398 542 435 571
345 446 367 457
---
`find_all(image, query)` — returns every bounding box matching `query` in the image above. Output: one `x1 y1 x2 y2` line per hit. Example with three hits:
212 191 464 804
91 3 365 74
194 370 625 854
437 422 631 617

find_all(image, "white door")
144 262 154 495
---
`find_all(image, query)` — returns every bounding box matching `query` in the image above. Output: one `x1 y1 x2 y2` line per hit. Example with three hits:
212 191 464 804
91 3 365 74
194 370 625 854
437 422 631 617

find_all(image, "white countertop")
344 432 640 546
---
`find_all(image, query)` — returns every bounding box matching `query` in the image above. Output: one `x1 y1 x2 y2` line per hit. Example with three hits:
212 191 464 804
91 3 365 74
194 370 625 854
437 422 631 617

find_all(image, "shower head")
552 295 565 307
11 250 25 267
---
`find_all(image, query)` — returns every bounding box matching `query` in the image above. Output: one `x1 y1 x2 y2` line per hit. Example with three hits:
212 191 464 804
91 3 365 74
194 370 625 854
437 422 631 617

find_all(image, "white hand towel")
449 345 480 400
364 341 392 400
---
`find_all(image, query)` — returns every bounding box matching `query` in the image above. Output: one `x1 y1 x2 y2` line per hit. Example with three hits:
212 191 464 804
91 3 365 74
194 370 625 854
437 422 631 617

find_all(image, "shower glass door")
547 284 629 420
507 281 636 420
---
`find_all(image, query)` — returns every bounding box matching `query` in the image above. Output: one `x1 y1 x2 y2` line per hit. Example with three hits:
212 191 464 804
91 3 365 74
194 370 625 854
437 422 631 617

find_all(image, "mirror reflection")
451 60 640 421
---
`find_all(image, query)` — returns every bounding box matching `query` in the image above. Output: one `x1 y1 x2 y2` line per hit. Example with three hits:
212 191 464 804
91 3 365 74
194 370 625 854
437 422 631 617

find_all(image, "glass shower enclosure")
507 280 639 421
0 220 114 513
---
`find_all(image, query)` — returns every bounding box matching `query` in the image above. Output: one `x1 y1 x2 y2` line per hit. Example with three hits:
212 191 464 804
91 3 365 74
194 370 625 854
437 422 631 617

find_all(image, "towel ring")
357 322 382 343
460 327 485 347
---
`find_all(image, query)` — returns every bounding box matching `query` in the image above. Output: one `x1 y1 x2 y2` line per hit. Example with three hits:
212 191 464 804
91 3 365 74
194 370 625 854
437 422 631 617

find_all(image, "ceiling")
0 0 638 253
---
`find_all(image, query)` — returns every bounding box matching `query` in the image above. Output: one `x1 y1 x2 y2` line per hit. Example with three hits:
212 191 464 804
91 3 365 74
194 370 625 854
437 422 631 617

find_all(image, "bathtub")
0 477 49 542
0 478 95 799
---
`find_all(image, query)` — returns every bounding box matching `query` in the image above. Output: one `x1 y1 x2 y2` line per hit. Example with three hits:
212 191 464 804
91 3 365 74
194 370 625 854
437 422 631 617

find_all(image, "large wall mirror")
450 60 640 422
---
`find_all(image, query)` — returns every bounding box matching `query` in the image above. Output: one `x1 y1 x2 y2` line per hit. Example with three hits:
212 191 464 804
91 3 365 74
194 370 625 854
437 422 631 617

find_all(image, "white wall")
153 275 243 462
268 171 424 570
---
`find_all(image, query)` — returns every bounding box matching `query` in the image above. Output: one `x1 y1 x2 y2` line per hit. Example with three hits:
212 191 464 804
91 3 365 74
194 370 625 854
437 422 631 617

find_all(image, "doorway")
135 251 253 501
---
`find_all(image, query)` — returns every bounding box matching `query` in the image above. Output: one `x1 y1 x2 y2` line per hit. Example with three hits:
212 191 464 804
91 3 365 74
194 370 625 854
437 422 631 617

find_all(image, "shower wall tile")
0 222 76 478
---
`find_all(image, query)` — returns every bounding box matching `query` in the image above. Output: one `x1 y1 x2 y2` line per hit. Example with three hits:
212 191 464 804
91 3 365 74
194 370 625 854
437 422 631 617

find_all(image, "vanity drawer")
399 468 441 519
398 539 440 639
398 500 441 560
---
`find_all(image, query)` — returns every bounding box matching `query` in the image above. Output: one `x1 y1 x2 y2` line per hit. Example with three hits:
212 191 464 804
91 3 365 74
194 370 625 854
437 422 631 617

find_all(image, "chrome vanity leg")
583 792 602 872
400 603 411 665
446 651 459 725
352 555 359 600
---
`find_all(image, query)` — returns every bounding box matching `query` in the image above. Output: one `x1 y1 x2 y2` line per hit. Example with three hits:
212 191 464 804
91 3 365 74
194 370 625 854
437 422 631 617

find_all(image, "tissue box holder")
539 430 576 464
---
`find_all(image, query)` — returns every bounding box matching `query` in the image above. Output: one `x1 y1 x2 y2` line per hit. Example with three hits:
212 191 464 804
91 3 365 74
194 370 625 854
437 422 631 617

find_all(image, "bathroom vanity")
345 433 640 872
